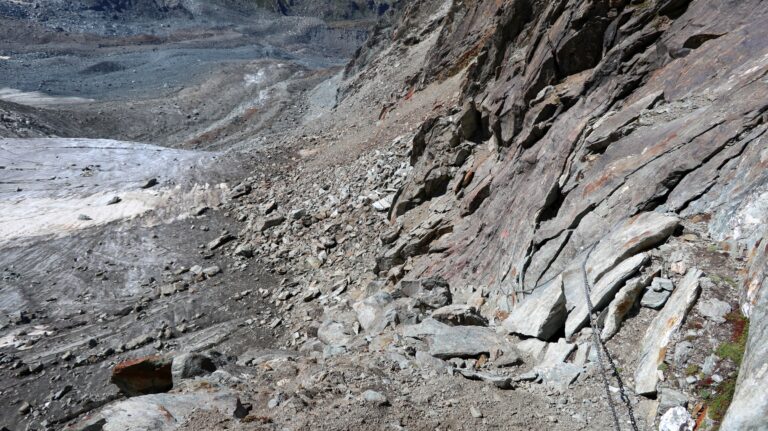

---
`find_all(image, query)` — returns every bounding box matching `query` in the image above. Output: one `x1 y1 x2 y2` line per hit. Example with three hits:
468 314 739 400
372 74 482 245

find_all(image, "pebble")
361 390 389 406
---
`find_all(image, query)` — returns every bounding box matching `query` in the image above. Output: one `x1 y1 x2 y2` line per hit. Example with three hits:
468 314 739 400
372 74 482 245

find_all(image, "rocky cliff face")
346 0 768 427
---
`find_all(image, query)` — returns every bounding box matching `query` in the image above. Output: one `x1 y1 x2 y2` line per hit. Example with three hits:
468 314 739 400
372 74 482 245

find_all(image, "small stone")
268 392 286 409
234 243 254 258
670 261 687 275
361 390 389 406
202 265 221 277
141 178 158 189
651 278 675 292
701 354 718 375
106 196 121 205
52 385 73 401
696 298 732 323
9 310 31 325
372 194 395 212
641 288 672 309
78 214 93 221
306 256 322 269
18 402 31 415
230 183 252 199
263 200 278 214
659 387 688 411
457 369 515 389
658 406 694 431
125 334 154 350
207 233 235 250
673 341 693 366
470 406 483 418
254 214 285 232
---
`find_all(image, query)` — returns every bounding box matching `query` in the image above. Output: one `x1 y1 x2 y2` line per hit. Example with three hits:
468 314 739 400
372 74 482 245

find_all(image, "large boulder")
110 355 173 396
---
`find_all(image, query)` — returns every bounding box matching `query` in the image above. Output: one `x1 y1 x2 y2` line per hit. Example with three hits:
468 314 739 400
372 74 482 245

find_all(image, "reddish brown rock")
110 355 173 397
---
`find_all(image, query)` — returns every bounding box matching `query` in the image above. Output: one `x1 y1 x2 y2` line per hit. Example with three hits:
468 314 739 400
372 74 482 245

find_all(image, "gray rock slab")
537 363 583 389
515 338 548 362
659 387 688 411
400 318 514 359
69 391 243 431
566 253 649 337
562 214 678 316
456 369 515 389
696 298 732 323
601 274 653 340
399 277 452 309
635 269 702 396
353 291 397 335
431 304 488 326
641 288 672 309
539 339 576 368
722 230 768 429
587 213 679 282
502 274 566 340
428 325 513 359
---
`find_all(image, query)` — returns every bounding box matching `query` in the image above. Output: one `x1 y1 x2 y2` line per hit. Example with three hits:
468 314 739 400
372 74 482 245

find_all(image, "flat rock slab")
696 298 731 323
601 274 653 340
503 274 565 340
68 391 244 431
456 369 515 389
566 253 648 337
586 213 679 284
431 304 488 326
539 339 576 368
635 269 702 396
401 318 514 359
537 363 583 389
515 338 548 362
641 288 672 309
